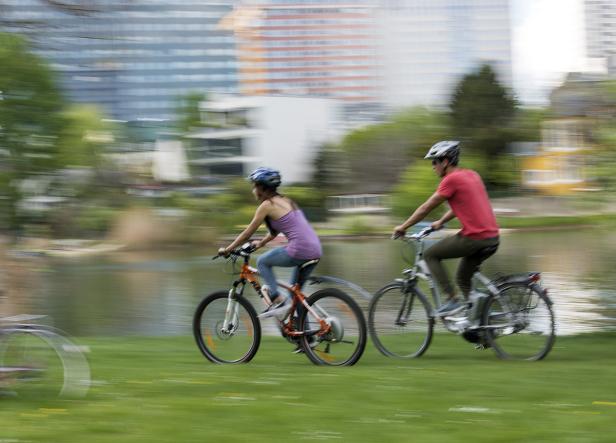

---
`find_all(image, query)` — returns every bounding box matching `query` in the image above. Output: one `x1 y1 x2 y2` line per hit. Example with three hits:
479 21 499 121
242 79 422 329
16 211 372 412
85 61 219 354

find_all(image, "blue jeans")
256 247 317 299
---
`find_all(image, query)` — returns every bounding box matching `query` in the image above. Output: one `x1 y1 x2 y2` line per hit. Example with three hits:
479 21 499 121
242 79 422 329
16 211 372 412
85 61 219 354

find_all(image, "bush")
341 215 382 235
391 161 442 218
76 206 119 235
282 185 327 221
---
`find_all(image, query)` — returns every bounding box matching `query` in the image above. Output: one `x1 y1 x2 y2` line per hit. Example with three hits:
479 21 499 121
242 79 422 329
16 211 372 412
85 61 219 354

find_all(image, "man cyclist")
393 141 500 316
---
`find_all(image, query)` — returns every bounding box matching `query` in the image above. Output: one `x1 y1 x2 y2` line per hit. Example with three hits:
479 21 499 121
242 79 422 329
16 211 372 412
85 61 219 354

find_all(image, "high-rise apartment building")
223 0 512 111
585 0 616 74
1 0 239 120
376 0 513 109
220 2 382 111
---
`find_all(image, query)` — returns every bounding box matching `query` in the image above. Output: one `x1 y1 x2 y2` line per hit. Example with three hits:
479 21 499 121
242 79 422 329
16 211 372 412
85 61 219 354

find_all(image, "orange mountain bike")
193 243 367 366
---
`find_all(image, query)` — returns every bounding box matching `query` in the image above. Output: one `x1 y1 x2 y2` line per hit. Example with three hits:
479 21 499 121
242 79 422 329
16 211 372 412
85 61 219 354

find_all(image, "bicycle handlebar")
212 242 256 260
393 225 441 242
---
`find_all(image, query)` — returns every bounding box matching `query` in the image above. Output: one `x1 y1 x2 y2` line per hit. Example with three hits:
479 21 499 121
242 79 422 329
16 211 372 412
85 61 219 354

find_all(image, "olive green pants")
423 233 499 299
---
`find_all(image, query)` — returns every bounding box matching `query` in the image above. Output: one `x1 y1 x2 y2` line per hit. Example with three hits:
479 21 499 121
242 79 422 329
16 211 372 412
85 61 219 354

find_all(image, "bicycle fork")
222 288 241 335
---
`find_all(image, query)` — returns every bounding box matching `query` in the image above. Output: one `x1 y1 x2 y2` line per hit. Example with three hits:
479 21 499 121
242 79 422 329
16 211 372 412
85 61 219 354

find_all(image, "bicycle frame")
400 228 542 332
401 230 509 315
223 254 331 339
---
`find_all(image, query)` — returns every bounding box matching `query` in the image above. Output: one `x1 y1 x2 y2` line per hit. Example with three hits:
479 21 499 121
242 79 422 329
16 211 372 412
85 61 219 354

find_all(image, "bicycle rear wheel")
0 325 90 399
368 282 434 358
482 283 555 361
193 291 261 364
299 288 366 366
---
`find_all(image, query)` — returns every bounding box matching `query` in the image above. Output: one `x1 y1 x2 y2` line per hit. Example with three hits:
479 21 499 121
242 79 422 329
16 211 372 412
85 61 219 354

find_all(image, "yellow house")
521 118 592 195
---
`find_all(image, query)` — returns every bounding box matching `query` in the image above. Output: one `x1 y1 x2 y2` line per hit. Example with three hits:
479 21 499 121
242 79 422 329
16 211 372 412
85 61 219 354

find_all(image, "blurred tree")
312 143 350 196
176 92 207 134
338 107 449 194
450 64 516 136
449 64 518 191
391 153 489 218
0 33 66 232
56 104 110 169
391 160 441 218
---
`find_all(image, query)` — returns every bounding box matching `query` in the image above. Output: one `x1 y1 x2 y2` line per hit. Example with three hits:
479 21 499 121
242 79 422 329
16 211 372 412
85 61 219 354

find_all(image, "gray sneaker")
259 297 292 320
292 337 319 354
436 298 465 316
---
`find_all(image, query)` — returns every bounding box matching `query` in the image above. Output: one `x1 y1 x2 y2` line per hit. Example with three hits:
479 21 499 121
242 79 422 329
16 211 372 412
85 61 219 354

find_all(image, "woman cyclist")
218 167 322 319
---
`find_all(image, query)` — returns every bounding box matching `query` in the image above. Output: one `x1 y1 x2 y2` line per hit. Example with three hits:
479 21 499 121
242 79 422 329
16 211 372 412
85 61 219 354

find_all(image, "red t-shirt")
437 169 499 240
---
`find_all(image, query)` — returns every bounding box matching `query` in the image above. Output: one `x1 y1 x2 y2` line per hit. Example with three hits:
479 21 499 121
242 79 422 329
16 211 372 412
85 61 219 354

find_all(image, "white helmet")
424 140 460 164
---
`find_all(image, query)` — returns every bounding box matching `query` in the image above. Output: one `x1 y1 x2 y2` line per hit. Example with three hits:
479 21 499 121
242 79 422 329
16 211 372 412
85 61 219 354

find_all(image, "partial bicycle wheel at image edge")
0 325 91 399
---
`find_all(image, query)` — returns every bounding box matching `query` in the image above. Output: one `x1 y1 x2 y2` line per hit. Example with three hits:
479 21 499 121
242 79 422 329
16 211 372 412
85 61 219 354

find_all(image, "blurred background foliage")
1 31 615 243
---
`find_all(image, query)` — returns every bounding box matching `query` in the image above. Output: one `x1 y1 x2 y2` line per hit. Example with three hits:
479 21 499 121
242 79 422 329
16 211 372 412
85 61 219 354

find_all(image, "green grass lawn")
1 333 615 442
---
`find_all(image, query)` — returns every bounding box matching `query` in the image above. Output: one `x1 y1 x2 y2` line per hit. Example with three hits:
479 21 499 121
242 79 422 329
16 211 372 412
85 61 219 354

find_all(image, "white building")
186 94 342 183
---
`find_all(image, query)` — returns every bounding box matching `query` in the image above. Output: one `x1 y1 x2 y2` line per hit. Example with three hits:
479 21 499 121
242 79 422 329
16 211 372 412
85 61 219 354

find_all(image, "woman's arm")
220 202 270 254
254 232 276 249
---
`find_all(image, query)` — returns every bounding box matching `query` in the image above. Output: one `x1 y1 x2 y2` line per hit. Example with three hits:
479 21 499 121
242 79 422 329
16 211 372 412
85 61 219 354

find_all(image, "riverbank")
1 333 615 442
4 204 616 256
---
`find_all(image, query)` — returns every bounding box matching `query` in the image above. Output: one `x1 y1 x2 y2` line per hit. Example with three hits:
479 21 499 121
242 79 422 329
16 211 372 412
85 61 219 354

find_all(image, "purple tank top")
268 210 322 259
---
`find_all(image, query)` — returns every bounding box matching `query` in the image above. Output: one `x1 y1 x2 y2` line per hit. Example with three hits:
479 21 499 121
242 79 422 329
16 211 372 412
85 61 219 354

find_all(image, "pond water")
4 228 616 336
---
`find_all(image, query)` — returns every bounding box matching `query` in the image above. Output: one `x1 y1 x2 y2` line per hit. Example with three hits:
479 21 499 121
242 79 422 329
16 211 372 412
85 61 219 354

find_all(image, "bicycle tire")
193 291 261 364
0 324 91 398
482 282 555 361
368 282 434 358
299 288 367 366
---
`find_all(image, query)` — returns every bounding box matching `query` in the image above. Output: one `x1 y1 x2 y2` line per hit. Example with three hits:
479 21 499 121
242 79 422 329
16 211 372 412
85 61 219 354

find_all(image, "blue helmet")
248 167 281 189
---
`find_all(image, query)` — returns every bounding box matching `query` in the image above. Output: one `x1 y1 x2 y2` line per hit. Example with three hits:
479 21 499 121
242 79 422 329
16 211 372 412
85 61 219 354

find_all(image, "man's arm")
432 208 456 230
394 192 446 235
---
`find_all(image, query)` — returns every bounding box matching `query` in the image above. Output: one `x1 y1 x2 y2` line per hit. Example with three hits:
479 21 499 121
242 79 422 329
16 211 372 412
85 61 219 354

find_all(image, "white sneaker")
259 297 292 320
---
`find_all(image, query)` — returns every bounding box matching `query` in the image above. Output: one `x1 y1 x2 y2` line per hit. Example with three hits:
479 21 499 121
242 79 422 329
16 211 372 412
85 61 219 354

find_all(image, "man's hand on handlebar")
430 220 444 231
392 225 407 239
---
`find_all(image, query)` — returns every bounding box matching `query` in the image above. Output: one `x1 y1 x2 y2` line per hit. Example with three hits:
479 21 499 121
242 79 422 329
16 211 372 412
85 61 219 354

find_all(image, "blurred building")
219 2 382 115
585 0 616 75
186 94 342 182
520 73 606 195
377 0 513 109
0 0 239 120
220 0 513 113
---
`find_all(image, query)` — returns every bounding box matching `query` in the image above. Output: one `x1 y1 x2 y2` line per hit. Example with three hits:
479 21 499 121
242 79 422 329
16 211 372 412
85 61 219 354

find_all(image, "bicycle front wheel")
299 288 366 366
193 291 261 364
482 283 555 361
368 282 434 358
